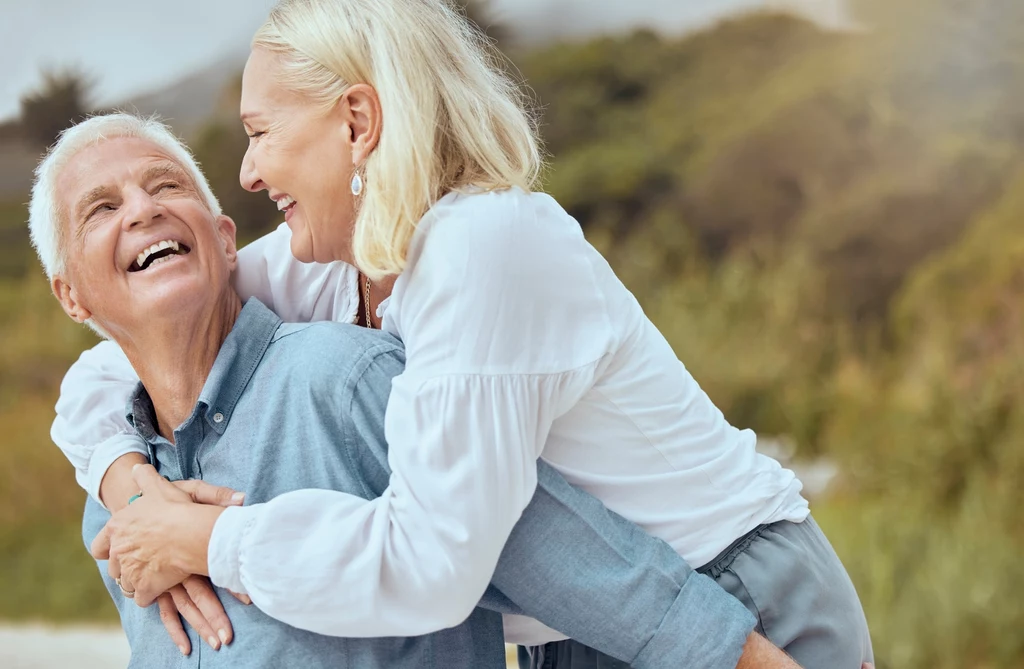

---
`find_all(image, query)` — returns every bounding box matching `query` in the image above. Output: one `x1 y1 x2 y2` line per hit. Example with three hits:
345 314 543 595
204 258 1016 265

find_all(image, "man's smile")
127 239 192 273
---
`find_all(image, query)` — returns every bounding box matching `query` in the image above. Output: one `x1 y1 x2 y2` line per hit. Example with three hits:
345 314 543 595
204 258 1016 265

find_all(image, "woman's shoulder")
413 188 585 269
392 188 621 374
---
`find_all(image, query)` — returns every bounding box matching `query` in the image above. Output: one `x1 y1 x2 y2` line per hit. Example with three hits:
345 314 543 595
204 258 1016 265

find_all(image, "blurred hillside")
2 1 1024 667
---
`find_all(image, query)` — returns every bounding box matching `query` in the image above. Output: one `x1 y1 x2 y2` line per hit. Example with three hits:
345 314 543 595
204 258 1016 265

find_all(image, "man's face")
53 137 238 341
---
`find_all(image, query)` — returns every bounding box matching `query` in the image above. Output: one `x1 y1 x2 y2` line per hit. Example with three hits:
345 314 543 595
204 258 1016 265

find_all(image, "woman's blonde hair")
253 0 543 279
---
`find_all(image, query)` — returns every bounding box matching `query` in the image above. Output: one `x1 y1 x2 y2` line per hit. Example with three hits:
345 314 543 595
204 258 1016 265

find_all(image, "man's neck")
120 292 243 443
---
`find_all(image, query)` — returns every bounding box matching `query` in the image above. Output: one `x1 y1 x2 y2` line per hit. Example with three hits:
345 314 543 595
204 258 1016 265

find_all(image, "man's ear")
216 215 240 271
338 83 382 165
52 275 92 323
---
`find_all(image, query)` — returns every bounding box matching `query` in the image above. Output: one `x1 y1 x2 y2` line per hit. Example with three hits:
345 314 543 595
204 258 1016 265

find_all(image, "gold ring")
116 577 136 599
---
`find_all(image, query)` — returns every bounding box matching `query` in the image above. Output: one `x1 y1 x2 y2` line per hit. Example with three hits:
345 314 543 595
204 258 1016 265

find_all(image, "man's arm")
485 458 769 669
348 350 789 669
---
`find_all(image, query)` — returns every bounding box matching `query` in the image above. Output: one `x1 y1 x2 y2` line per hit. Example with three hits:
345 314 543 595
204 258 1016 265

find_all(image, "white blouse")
52 188 808 642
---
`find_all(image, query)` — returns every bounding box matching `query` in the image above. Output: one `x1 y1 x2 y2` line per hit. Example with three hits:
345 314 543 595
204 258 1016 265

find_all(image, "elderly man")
29 113 805 668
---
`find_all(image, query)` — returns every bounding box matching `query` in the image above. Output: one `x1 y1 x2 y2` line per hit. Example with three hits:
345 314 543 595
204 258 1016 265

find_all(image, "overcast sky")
1 0 809 122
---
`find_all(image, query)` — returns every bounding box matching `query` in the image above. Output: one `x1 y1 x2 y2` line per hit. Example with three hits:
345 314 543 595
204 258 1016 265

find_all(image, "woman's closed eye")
247 130 266 139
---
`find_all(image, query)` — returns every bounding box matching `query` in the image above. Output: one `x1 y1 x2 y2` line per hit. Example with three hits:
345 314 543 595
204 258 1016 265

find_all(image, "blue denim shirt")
83 298 754 669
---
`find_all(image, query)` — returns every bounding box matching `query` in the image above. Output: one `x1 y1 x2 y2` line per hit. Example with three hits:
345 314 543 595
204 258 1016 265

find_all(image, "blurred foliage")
0 277 110 621
0 200 35 279
516 3 1024 666
18 69 93 148
192 119 282 244
3 0 1024 666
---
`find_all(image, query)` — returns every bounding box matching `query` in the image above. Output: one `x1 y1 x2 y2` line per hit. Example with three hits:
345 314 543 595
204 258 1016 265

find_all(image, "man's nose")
120 187 164 231
239 145 263 192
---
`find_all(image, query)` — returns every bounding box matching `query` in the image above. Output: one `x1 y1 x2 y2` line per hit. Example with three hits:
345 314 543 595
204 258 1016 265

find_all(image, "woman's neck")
362 273 397 329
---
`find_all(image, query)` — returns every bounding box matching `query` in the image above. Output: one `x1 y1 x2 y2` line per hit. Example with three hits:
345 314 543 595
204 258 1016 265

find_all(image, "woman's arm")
53 225 359 506
52 341 148 508
204 192 624 636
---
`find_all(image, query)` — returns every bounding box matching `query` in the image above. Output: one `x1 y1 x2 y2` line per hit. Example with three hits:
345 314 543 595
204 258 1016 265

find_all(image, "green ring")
128 493 143 505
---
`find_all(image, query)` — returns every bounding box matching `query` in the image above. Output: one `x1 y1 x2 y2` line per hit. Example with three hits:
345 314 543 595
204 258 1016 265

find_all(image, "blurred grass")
0 388 115 623
0 272 112 623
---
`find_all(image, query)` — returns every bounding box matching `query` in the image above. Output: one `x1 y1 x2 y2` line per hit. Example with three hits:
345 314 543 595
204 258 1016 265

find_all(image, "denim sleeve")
348 350 754 669
81 497 127 620
482 462 755 669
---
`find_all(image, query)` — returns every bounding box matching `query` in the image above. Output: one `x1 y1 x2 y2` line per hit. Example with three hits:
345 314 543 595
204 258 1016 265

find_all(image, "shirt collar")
125 298 283 439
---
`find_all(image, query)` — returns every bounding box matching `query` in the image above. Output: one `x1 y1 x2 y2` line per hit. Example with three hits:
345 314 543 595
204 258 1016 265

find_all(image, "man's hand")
158 575 239 655
736 633 802 669
735 632 874 669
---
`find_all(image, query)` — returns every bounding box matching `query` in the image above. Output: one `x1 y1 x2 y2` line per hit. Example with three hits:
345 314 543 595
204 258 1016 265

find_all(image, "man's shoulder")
266 321 405 379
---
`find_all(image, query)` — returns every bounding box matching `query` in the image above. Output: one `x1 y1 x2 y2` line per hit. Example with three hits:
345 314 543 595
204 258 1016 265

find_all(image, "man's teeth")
277 196 296 211
136 240 180 269
148 255 174 268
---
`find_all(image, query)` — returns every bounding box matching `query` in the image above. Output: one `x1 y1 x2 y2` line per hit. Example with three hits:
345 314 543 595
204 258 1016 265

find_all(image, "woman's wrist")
173 503 227 577
98 452 150 511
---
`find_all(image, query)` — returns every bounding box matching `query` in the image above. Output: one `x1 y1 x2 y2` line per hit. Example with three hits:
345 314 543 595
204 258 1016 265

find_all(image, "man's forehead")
60 139 185 192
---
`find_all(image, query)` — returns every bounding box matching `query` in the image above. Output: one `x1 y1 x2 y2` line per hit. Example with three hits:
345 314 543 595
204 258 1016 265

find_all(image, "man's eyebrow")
74 185 116 222
141 163 189 184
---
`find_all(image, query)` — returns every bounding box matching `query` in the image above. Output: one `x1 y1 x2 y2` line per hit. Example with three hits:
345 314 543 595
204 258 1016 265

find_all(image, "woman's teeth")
277 195 296 211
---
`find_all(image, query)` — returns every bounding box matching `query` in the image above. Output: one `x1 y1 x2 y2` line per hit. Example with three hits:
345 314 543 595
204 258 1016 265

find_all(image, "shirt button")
213 412 224 424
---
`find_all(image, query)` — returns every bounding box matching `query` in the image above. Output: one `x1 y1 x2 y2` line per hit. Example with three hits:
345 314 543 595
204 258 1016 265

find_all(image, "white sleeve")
207 191 615 637
233 223 360 324
51 341 146 508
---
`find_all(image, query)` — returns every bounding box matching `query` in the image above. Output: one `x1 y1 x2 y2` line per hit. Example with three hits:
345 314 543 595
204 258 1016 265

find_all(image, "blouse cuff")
632 572 756 669
86 434 150 511
208 502 264 595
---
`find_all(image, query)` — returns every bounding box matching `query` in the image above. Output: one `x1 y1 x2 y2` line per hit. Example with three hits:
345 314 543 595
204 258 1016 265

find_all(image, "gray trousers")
519 516 874 669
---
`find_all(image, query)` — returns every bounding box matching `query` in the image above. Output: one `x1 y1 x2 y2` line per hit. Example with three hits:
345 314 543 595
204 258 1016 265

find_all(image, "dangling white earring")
351 171 364 196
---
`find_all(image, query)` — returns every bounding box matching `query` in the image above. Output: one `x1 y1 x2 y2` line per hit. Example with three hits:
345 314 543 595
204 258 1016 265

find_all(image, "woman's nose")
240 145 264 192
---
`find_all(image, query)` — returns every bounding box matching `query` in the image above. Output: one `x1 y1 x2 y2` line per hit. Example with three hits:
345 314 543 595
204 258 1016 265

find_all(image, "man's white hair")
28 112 222 280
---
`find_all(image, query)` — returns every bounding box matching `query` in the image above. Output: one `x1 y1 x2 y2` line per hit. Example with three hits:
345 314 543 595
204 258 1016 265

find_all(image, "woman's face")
239 47 356 264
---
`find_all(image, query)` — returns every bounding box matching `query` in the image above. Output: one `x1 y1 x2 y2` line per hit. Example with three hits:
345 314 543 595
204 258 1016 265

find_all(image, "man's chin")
128 276 225 320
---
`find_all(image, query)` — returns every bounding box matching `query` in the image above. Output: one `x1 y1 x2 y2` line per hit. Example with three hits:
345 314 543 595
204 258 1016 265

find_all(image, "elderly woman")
55 1 873 667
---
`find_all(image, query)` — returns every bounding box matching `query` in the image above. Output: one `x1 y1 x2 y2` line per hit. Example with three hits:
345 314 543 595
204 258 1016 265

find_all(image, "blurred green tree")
19 69 93 148
191 120 282 244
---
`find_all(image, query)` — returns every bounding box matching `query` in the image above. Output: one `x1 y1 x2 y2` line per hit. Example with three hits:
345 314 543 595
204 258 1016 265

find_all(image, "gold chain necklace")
363 273 374 329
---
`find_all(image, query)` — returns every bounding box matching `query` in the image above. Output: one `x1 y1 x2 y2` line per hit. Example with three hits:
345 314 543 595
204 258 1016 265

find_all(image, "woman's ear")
340 84 383 165
52 275 93 324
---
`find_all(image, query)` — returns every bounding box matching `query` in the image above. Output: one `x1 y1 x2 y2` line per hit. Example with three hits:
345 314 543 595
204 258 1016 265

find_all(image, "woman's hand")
171 477 246 508
91 464 240 607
